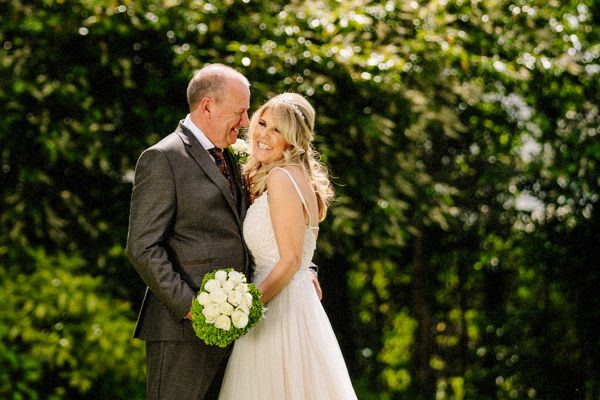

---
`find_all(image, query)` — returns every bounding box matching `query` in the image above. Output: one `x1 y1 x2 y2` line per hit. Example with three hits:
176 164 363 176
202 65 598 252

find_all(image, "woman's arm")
257 168 307 304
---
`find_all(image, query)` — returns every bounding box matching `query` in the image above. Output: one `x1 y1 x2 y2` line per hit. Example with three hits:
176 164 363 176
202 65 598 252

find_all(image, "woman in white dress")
218 93 357 399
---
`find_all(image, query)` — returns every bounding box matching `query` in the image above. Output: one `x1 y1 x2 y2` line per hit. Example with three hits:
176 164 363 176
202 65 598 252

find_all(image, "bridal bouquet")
191 268 264 347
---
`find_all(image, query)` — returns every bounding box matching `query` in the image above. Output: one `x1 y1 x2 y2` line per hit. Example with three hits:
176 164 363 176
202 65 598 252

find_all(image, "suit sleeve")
126 148 195 319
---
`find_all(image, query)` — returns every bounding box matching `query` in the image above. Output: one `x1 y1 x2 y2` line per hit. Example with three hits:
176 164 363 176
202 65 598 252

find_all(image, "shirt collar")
183 114 215 150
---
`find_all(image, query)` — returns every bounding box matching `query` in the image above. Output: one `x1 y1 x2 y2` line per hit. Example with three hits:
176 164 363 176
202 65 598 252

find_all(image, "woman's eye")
258 120 266 127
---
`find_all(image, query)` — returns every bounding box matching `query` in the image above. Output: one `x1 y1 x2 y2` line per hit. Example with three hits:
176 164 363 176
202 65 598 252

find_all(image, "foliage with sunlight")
1 0 598 398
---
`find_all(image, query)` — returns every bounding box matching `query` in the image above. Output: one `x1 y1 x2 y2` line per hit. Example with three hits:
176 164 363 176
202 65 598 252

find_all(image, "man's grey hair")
186 64 250 111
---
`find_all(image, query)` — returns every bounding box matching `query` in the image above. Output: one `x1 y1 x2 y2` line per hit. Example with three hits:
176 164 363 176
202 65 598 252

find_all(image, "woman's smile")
257 141 273 150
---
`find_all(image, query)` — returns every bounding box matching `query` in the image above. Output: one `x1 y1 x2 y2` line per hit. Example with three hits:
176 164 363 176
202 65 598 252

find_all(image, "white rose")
235 283 249 294
220 302 234 316
227 289 243 307
228 271 245 285
236 302 249 315
204 279 221 293
210 289 228 304
231 309 249 329
214 315 232 331
214 270 228 283
242 292 253 307
197 292 211 306
222 280 235 293
231 139 248 153
202 303 221 321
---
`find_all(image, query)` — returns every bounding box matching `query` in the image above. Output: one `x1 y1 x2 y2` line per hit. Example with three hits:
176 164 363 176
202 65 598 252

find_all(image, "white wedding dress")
218 168 357 400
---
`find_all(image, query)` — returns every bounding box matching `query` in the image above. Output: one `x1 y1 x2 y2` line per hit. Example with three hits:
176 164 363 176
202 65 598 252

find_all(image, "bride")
218 93 357 399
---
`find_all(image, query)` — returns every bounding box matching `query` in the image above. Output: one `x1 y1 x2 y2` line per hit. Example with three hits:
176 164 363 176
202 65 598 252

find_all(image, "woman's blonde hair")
244 93 334 221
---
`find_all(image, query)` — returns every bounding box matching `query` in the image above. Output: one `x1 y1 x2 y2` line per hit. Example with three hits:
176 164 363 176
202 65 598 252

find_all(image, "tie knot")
209 147 224 157
208 147 227 165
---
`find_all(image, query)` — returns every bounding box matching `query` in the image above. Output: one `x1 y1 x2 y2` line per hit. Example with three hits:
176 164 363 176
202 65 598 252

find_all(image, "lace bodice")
243 170 317 279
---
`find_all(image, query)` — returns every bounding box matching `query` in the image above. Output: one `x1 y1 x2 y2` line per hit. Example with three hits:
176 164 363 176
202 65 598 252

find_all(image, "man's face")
206 79 250 148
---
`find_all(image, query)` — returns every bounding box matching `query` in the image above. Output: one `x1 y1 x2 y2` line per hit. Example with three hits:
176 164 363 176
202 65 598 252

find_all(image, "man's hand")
185 311 193 321
310 271 323 300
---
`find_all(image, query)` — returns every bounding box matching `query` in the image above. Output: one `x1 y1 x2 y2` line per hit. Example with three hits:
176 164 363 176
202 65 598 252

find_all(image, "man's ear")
198 97 213 119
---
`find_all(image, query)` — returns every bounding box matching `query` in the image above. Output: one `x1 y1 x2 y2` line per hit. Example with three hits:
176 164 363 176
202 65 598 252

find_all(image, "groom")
127 64 252 399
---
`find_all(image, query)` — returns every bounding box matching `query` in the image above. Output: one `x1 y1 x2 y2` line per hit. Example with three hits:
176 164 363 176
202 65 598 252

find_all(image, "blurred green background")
1 0 599 398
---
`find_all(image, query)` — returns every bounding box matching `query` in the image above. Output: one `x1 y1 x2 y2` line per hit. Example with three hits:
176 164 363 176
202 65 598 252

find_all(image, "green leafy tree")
0 250 144 399
1 0 599 399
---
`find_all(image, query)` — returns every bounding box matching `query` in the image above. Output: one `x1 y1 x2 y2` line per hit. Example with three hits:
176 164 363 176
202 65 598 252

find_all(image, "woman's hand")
310 270 323 300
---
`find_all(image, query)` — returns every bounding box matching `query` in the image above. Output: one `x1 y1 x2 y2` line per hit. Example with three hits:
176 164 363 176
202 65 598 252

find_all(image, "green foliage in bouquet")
191 268 264 348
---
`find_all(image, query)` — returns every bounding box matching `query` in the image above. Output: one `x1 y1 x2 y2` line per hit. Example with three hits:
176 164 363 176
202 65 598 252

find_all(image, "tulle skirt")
218 268 357 400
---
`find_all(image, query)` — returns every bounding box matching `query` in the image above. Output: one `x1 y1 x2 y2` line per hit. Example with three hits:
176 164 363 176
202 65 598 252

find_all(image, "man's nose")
240 111 250 128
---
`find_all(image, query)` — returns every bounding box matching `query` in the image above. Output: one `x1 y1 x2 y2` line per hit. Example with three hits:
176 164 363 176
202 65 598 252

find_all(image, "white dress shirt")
182 114 215 151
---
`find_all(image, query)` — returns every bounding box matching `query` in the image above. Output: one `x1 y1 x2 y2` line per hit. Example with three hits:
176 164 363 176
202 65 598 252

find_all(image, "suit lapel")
176 124 241 224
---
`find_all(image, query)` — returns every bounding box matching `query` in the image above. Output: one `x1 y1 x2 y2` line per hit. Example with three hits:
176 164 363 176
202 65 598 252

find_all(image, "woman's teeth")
258 142 272 150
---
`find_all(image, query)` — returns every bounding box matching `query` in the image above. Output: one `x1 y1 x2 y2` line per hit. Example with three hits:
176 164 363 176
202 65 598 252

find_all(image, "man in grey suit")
127 64 251 399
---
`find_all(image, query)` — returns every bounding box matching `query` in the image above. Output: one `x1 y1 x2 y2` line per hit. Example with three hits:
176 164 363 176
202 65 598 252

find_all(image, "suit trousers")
145 340 230 400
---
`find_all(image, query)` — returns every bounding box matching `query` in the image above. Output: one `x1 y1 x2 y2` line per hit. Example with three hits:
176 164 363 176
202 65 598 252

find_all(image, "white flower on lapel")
228 139 249 164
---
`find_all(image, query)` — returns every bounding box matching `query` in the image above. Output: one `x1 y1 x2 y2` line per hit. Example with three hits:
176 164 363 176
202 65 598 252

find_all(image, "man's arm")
126 148 195 319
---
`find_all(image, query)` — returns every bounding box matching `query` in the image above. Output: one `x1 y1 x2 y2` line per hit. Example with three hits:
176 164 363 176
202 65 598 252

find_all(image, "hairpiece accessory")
275 96 305 121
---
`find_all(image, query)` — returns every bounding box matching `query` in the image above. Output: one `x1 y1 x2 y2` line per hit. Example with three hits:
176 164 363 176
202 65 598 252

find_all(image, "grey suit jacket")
126 121 250 341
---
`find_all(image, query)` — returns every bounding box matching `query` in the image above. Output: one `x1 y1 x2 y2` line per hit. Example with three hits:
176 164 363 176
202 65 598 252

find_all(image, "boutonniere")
228 138 249 165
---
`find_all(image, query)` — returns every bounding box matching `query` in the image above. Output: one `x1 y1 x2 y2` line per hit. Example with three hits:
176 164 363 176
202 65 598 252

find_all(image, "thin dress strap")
271 167 318 230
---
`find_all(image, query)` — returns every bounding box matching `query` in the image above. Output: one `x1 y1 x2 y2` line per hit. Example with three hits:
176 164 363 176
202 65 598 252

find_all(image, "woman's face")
251 107 289 164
